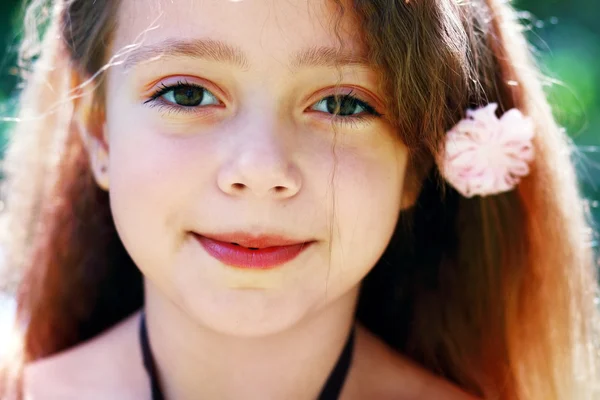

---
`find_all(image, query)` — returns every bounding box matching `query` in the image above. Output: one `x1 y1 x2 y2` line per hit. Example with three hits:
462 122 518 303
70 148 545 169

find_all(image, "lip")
192 232 314 269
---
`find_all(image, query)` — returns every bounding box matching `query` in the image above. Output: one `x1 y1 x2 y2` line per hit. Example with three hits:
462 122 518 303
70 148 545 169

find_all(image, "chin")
178 288 315 338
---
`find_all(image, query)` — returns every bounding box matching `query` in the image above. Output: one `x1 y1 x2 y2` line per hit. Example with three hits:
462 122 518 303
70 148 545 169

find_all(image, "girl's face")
102 0 409 335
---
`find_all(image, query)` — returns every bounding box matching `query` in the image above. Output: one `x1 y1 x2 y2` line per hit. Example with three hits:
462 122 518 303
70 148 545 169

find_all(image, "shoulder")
350 324 480 400
23 311 148 400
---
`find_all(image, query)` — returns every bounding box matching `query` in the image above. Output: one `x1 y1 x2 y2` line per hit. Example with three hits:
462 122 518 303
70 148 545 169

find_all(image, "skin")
24 311 478 399
24 0 477 398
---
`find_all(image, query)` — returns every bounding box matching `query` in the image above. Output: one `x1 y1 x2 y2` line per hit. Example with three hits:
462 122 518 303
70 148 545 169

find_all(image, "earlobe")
400 181 419 210
87 125 110 191
77 116 110 191
400 157 432 210
72 70 110 191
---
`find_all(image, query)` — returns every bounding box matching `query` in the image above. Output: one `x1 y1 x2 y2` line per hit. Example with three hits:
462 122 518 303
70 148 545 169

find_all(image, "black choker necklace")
139 312 355 400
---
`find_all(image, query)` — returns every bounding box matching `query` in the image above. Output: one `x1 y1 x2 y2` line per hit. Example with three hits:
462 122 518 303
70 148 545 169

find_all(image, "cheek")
323 143 407 287
104 116 218 272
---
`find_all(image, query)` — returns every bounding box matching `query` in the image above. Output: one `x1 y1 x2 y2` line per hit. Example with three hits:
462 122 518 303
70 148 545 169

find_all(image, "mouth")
191 232 314 269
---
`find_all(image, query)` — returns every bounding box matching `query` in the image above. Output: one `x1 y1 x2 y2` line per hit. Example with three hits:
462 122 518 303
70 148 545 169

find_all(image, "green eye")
162 85 219 107
330 95 363 115
145 81 221 110
312 94 376 117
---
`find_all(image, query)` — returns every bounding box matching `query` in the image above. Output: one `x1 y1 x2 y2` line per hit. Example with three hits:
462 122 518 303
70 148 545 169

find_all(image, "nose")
217 128 302 199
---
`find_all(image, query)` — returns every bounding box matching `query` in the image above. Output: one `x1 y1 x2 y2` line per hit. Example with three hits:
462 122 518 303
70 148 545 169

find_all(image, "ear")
400 175 420 210
400 155 432 210
72 70 110 191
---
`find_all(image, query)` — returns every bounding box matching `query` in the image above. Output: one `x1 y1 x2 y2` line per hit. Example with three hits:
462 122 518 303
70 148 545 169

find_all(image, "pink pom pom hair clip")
438 103 535 198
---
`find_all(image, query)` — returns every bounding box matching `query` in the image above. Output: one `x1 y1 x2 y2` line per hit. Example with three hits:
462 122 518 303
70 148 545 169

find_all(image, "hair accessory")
438 103 535 198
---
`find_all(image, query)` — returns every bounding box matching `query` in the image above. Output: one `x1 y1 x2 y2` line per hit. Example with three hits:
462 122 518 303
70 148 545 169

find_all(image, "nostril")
274 186 286 192
232 183 245 190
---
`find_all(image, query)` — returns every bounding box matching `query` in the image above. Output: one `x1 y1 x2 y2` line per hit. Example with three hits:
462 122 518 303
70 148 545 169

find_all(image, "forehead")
112 0 366 68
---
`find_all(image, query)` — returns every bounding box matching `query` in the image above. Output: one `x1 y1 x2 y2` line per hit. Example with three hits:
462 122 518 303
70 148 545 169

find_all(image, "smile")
192 232 314 269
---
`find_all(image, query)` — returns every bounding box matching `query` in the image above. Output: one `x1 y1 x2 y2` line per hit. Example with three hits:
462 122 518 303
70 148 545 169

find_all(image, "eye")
163 85 218 107
145 81 220 108
311 93 380 118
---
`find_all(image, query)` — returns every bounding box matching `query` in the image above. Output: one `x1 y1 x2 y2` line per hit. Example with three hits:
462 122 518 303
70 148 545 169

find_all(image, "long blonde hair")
1 0 599 398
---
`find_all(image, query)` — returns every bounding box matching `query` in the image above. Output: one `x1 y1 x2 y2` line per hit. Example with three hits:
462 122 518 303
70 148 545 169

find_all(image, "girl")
1 0 599 398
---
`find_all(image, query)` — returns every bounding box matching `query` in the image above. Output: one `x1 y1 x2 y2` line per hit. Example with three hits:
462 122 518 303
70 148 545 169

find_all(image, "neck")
143 281 359 400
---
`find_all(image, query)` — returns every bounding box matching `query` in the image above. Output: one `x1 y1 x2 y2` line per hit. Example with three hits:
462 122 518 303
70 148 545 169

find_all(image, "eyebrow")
122 38 371 70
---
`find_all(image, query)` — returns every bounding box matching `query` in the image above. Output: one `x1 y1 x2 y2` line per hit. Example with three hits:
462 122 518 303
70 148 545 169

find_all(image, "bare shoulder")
349 324 480 400
23 311 148 400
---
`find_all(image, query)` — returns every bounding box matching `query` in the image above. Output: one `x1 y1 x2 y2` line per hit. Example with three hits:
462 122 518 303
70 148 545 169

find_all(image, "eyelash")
143 80 383 127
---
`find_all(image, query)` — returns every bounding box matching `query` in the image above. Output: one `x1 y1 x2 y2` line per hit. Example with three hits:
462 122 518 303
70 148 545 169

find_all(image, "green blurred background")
0 0 598 241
